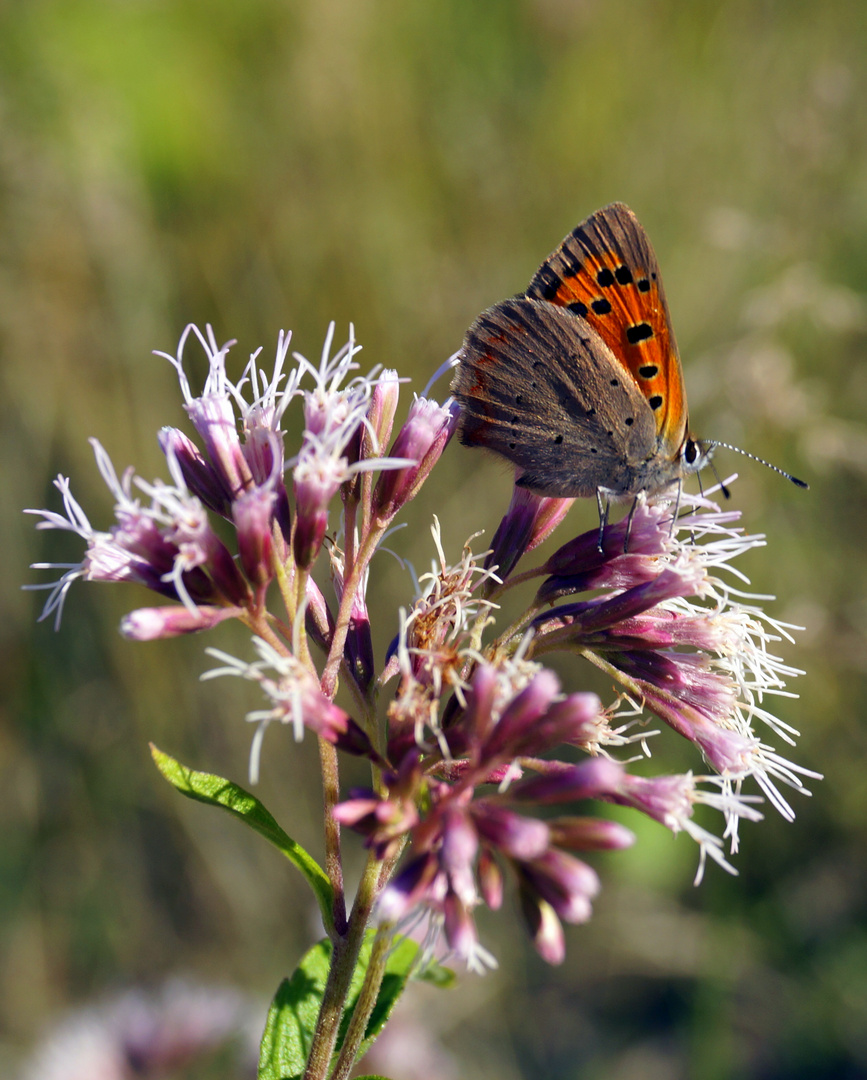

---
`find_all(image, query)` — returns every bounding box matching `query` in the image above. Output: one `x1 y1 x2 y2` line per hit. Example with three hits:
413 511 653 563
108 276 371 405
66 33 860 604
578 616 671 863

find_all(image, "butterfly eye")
683 439 699 465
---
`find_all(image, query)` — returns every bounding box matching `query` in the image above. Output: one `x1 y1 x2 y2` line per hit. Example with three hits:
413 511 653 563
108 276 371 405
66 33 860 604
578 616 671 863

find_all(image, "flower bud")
233 485 276 588
513 758 625 805
158 427 232 517
372 398 458 521
472 804 549 861
547 816 636 851
185 392 253 500
121 604 241 640
293 456 345 569
477 848 504 910
485 487 574 581
519 892 565 966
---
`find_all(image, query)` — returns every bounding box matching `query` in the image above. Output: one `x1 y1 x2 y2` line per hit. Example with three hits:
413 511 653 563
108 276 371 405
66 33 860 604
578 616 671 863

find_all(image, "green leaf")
415 955 456 990
257 933 454 1079
259 941 332 1080
149 744 333 930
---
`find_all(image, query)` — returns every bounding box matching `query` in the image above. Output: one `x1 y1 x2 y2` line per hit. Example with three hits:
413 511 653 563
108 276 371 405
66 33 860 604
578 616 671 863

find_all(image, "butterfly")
452 203 711 505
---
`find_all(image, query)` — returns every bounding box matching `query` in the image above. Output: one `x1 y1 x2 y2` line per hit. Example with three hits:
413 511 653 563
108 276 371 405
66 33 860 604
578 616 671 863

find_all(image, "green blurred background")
3 1 867 1077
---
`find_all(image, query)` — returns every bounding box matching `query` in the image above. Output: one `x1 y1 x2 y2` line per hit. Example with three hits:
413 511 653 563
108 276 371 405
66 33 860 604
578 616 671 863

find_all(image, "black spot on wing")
596 267 615 287
626 322 654 344
560 249 582 276
649 395 664 411
615 265 633 285
535 266 562 301
638 364 658 379
591 298 612 315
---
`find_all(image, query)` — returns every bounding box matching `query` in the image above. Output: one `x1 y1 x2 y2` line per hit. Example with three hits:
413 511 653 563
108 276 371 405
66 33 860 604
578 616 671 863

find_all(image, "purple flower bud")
185 392 253 501
440 811 479 906
536 554 663 605
485 690 603 760
378 853 440 923
619 653 737 729
233 485 276 588
292 456 345 569
547 816 636 851
363 370 401 459
520 849 599 924
543 502 671 576
472 804 550 861
87 522 183 594
333 718 381 762
452 663 498 740
612 609 730 651
477 848 504 910
692 724 758 776
372 398 458 521
581 569 702 634
158 427 232 517
535 694 607 749
480 669 560 760
121 604 241 640
332 792 382 830
485 488 574 581
273 481 293 547
167 511 250 607
305 577 334 654
242 423 283 488
519 892 565 965
610 772 695 829
513 757 625 805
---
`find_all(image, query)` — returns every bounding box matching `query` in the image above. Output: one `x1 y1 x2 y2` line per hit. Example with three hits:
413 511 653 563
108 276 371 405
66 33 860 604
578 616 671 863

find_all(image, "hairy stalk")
292 567 316 673
330 924 395 1080
242 610 290 657
343 497 358 579
485 563 547 600
318 736 347 937
488 600 546 654
301 851 385 1080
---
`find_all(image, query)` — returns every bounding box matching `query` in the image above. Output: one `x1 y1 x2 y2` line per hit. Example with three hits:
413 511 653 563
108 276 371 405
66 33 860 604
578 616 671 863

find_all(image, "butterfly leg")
623 494 644 553
669 478 683 538
595 489 610 555
670 479 698 545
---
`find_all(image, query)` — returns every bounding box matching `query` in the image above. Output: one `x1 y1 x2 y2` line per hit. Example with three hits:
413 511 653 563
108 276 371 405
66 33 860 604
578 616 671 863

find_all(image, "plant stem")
485 563 546 600
318 736 347 936
330 924 394 1080
301 851 384 1080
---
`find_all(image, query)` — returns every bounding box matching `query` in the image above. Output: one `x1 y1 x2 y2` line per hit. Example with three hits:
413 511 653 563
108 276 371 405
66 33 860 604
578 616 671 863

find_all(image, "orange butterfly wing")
525 203 688 453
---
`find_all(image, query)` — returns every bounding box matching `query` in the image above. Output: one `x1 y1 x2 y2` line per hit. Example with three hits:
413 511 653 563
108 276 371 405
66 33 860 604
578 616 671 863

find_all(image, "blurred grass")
3 1 867 1077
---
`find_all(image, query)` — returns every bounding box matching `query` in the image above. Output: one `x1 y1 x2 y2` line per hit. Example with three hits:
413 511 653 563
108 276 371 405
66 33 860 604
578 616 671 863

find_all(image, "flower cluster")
26 322 815 970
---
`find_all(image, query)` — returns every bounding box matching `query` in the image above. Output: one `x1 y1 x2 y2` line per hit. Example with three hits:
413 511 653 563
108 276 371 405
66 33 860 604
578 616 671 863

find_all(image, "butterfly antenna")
705 441 809 489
